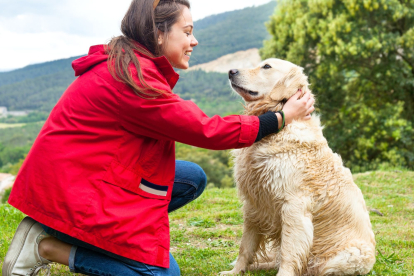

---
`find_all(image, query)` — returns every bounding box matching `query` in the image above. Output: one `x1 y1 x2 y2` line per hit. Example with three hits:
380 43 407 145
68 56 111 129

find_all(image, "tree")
262 0 414 171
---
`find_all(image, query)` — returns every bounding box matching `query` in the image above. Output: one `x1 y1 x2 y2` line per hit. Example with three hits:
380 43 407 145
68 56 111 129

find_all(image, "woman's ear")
157 31 164 45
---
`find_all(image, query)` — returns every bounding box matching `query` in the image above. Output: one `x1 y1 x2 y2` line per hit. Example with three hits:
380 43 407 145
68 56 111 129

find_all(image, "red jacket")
8 45 259 268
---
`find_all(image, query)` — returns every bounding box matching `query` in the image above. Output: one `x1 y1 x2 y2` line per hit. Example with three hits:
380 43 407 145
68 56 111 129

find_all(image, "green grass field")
0 123 26 129
1 170 413 275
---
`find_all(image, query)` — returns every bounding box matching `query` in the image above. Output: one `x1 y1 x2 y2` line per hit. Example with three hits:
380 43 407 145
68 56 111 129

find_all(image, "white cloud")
0 0 131 37
0 0 273 70
190 0 272 21
0 26 107 69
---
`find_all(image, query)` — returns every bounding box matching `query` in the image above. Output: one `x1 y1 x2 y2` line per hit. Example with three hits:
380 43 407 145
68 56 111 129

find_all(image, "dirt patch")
188 49 261 73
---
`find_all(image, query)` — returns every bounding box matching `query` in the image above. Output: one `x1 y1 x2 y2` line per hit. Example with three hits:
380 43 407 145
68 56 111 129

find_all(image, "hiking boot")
2 217 52 276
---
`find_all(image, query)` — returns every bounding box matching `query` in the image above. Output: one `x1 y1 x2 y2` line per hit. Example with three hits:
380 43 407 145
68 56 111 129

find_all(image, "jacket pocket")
136 179 169 199
102 160 170 200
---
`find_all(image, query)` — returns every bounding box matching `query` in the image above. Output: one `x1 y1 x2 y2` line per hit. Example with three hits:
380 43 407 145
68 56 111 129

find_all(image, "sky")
0 0 272 71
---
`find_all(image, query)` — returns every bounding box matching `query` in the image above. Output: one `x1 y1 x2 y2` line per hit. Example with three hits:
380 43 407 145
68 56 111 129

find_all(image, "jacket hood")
71 44 180 89
72 45 108 77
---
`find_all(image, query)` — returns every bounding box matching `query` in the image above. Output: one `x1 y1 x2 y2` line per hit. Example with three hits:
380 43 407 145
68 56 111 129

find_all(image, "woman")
3 0 314 275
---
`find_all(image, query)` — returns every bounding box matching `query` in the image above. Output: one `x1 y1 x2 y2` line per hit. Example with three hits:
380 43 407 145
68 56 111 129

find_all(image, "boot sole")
2 217 37 276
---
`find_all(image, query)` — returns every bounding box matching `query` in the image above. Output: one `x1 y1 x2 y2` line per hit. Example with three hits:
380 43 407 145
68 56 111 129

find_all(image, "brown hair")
107 0 190 98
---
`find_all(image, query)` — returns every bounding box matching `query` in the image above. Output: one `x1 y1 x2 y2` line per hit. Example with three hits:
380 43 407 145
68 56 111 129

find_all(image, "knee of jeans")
176 161 207 199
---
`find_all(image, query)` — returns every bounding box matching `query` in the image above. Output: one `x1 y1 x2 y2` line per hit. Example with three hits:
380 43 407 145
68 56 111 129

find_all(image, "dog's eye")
262 64 272 69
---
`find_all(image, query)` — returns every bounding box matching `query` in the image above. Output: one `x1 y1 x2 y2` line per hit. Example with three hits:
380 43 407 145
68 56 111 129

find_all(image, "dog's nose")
229 69 239 79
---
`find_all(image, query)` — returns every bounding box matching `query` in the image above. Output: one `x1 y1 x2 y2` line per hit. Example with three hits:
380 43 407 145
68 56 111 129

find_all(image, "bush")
1 187 12 204
176 143 233 188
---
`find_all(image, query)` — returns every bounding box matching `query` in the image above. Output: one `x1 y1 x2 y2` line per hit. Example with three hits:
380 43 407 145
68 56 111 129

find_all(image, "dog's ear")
270 67 308 101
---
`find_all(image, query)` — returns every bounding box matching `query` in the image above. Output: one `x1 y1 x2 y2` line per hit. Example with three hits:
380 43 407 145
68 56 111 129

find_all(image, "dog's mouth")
230 83 259 97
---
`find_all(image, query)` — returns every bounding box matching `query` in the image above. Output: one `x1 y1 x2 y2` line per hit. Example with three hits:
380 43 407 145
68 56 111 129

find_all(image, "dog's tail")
318 240 375 275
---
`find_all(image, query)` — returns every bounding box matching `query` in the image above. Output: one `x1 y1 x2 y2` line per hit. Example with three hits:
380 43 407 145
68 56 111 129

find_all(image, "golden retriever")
220 59 376 276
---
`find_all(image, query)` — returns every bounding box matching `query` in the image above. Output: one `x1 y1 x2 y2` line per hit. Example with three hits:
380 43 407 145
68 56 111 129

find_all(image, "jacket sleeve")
118 69 259 150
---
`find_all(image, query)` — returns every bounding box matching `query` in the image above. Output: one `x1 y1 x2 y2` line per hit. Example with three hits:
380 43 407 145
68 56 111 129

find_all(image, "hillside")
188 48 261 73
0 56 79 111
0 1 276 112
190 1 276 66
174 70 244 116
0 56 79 87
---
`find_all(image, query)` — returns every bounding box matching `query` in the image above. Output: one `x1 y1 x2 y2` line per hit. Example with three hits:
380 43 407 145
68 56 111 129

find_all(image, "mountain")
0 56 80 87
191 1 276 66
0 1 276 113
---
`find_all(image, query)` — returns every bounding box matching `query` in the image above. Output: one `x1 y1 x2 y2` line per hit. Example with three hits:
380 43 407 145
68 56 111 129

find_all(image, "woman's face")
159 7 198 69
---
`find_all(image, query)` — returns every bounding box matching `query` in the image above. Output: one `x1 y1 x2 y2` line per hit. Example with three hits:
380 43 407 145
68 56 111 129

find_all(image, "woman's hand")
282 91 315 125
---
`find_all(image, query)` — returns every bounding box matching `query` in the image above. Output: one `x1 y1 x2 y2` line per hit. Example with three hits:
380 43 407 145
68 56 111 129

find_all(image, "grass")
0 170 413 275
0 123 26 129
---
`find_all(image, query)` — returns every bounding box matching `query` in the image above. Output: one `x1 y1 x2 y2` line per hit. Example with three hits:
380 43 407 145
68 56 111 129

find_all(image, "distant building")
0 107 29 117
0 106 7 117
8 111 29 117
0 173 15 197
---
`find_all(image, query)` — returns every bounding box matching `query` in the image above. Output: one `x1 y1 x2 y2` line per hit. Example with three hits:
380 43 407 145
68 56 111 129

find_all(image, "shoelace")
29 264 51 276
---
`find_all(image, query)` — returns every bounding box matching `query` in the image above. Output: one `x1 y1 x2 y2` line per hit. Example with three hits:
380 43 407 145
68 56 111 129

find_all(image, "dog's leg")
220 221 263 275
248 246 281 271
277 197 313 276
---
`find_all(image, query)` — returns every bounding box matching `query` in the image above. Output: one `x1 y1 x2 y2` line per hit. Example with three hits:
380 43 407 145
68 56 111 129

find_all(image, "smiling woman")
3 0 314 276
158 7 198 69
107 0 195 99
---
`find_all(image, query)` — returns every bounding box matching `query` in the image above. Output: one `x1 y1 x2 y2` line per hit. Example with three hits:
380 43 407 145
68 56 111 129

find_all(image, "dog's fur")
220 59 376 276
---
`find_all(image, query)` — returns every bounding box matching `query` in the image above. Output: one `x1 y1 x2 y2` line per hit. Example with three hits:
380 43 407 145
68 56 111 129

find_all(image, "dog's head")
228 58 310 115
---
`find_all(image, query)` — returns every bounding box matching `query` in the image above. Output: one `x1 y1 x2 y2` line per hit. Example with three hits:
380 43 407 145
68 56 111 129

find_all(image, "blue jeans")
41 160 207 276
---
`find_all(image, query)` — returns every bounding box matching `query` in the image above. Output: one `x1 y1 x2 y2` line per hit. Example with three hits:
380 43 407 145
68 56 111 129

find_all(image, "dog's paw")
276 268 295 276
